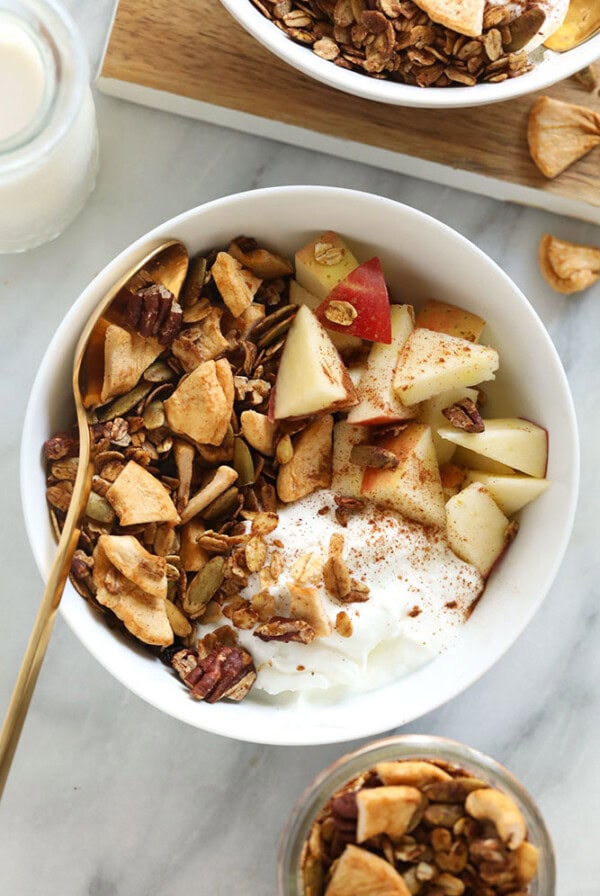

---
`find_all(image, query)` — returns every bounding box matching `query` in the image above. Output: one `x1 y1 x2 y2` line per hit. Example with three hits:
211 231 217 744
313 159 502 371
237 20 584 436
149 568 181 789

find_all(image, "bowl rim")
219 0 600 109
20 185 580 744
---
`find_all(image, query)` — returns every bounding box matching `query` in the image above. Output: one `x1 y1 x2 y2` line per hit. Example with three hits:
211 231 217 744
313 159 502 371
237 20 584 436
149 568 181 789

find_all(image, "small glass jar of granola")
277 735 555 896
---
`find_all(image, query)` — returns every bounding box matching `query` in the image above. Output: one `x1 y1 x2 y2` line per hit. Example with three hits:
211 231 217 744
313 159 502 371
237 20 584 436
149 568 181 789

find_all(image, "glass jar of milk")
0 0 99 253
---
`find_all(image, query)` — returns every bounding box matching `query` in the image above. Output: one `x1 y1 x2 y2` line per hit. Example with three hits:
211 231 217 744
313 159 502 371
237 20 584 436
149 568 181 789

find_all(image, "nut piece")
538 234 600 294
528 95 600 179
356 786 424 843
375 760 452 787
181 644 257 702
465 788 527 849
350 443 400 470
442 397 485 433
325 844 410 896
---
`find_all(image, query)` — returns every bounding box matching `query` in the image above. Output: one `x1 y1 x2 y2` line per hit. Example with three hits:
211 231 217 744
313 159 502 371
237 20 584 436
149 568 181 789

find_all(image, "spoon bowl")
545 0 600 52
0 239 188 798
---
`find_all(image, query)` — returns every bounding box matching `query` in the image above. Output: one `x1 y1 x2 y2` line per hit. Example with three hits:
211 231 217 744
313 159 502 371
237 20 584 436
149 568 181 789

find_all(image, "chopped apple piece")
437 418 548 478
415 298 486 342
464 471 550 516
356 786 423 842
331 420 367 498
446 483 513 578
440 462 467 498
273 305 357 420
325 844 410 896
315 258 392 344
393 328 499 406
289 279 362 353
361 423 446 530
277 415 333 503
347 305 417 425
294 230 359 301
451 444 515 475
417 386 479 464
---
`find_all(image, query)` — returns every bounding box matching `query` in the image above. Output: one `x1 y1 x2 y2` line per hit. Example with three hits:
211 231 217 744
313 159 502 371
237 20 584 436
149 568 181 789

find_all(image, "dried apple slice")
325 844 410 896
106 460 179 526
315 258 392 344
356 785 423 842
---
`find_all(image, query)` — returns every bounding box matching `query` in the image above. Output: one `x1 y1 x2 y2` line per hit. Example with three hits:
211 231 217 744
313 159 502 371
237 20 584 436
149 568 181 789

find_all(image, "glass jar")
278 734 556 896
0 0 99 253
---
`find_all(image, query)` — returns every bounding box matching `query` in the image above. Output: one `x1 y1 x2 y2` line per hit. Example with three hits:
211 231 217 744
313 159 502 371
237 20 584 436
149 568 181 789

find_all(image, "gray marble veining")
0 2 598 894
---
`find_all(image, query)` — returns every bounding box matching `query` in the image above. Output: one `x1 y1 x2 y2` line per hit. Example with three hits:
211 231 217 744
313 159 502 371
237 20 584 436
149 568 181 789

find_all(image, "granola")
246 0 574 89
300 757 540 895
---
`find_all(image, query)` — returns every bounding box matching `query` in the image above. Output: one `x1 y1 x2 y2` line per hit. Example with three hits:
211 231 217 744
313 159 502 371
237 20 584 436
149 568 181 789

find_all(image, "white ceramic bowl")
219 0 600 109
21 186 578 744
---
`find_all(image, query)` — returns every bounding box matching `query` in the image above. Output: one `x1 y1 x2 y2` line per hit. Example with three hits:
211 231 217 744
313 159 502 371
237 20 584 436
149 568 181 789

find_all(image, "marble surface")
1 2 598 893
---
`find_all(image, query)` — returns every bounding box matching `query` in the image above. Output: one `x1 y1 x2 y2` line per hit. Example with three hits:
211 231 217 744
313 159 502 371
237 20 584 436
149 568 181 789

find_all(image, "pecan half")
442 397 485 432
172 644 257 702
350 444 400 469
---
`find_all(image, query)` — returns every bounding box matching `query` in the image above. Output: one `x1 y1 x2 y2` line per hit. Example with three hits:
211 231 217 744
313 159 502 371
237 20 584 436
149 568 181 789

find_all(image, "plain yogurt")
203 491 484 701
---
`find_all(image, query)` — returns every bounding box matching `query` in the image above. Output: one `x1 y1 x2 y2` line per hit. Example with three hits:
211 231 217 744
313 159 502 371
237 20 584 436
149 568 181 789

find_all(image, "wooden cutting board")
98 0 600 224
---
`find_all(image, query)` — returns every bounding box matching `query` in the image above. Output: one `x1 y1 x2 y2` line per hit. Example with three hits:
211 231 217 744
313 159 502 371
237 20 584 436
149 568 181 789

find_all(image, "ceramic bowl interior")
219 0 600 109
21 186 578 744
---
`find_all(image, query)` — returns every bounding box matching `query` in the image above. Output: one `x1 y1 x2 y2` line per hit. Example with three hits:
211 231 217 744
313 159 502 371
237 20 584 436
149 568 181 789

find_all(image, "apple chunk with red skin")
415 298 486 342
393 328 499 407
315 257 392 344
446 483 513 578
273 304 357 420
437 418 548 478
361 423 446 530
347 304 418 426
289 279 362 354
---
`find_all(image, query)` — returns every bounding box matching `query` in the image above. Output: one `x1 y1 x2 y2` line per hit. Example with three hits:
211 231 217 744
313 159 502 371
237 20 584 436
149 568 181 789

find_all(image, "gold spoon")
544 0 600 51
0 239 189 799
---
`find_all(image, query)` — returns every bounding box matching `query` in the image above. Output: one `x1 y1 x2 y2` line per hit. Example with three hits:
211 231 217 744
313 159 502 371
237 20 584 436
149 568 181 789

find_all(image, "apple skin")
315 258 392 344
273 305 357 420
294 231 359 301
415 299 486 342
361 423 447 530
437 418 548 478
289 279 362 354
347 304 418 426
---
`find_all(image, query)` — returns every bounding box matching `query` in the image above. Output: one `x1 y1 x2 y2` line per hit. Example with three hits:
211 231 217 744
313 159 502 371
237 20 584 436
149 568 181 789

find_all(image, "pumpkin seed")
96 382 153 422
202 486 240 521
143 399 166 430
233 438 255 486
180 255 207 308
165 600 192 637
85 491 116 524
256 311 297 349
183 556 226 617
143 360 175 383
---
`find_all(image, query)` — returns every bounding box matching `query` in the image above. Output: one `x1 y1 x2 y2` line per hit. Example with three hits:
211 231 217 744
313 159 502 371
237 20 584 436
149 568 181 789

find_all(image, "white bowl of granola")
220 0 600 108
21 186 578 744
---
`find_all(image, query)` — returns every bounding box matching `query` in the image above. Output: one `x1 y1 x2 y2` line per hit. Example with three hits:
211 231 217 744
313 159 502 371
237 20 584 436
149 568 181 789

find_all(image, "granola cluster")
301 758 540 895
44 236 372 705
250 0 537 88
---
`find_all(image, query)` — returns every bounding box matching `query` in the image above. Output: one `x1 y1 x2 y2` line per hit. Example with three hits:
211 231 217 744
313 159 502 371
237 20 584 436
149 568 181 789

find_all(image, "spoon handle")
0 442 92 799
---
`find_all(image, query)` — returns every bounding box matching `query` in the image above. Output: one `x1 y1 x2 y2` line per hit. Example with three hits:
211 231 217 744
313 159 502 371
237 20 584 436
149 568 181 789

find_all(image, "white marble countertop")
1 2 599 893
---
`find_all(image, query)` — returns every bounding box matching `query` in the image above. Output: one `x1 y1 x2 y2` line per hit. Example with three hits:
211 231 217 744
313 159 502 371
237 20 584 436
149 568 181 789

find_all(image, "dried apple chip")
539 234 600 294
528 96 600 179
92 534 172 646
164 358 234 446
106 460 179 526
